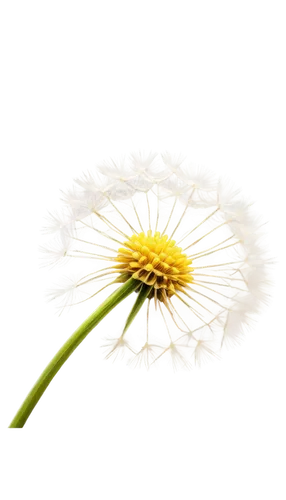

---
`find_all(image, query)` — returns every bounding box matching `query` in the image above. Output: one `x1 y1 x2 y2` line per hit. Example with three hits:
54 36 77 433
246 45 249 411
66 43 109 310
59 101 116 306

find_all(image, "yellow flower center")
115 230 194 301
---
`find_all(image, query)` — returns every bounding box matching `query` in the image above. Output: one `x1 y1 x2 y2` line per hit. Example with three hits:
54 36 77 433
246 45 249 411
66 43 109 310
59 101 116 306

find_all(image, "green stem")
123 284 152 334
9 277 139 428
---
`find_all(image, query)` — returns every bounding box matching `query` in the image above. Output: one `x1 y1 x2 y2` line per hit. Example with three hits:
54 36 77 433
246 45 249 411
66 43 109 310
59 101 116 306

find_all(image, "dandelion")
9 152 271 427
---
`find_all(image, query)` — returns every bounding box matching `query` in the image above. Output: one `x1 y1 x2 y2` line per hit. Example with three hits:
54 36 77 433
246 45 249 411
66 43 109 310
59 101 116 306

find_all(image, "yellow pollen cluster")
115 230 194 300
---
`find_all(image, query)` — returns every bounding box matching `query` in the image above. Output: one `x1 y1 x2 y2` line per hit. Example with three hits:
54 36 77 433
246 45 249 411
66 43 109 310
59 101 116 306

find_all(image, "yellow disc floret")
114 230 194 301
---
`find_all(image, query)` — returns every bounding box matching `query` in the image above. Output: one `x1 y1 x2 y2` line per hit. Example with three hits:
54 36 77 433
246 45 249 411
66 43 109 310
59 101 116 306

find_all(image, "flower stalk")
9 277 140 428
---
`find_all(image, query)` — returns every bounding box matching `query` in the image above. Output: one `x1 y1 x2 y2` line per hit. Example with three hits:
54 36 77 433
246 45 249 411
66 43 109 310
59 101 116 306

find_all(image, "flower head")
43 152 271 369
115 230 194 300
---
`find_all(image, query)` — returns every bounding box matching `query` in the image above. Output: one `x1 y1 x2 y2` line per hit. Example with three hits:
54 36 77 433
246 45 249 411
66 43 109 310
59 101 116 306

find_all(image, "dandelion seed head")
39 151 278 371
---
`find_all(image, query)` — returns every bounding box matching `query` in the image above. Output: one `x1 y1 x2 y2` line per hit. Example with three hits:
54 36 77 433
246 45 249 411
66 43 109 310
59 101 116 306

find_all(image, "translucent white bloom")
42 152 271 369
46 275 91 314
166 342 192 371
102 335 134 362
129 342 162 369
40 233 73 267
173 318 223 365
46 275 78 303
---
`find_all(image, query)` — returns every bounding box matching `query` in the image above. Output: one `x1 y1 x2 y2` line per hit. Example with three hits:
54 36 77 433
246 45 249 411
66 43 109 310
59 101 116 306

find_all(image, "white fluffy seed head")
42 152 271 369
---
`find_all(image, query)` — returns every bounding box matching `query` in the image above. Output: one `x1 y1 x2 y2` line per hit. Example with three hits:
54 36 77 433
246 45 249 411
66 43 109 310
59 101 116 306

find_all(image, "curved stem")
9 277 139 428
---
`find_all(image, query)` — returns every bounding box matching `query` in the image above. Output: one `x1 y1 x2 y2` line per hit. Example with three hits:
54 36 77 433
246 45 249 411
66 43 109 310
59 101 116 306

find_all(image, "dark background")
0 148 284 434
